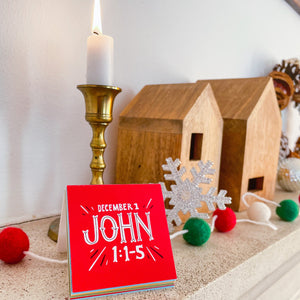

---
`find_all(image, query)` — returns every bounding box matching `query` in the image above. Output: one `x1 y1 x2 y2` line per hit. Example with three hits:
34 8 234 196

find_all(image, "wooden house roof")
120 82 212 121
197 77 274 120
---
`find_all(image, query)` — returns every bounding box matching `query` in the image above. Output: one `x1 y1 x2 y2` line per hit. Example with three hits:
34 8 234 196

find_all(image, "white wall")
0 0 299 225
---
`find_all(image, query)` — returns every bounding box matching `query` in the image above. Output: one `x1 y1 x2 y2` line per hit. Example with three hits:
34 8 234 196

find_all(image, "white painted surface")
0 0 300 225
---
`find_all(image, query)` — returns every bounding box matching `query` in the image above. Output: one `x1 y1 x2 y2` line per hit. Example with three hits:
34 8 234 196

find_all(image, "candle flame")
92 0 102 35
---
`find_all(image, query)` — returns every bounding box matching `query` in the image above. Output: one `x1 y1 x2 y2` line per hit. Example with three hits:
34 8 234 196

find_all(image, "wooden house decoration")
197 77 282 211
116 82 223 194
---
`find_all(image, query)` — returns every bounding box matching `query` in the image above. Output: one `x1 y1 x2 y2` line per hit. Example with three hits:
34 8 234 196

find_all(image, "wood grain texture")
180 84 223 192
120 83 209 120
198 77 271 119
241 80 282 210
117 77 281 212
116 83 223 217
198 77 282 211
218 119 247 211
116 129 182 184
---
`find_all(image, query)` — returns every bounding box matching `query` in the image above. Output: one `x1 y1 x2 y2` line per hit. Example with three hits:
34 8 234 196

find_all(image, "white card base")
57 191 68 253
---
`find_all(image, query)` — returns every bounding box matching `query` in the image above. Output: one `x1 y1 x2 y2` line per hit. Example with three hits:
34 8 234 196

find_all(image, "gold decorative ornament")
273 59 300 106
77 84 121 185
269 71 294 110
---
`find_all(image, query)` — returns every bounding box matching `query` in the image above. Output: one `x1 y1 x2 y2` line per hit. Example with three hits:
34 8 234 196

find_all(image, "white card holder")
57 190 68 253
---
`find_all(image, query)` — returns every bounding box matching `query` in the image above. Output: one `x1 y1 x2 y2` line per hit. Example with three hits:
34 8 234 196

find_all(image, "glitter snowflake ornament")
160 158 232 232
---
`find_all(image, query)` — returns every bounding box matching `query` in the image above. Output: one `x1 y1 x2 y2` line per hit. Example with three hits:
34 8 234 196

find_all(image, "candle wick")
93 31 100 35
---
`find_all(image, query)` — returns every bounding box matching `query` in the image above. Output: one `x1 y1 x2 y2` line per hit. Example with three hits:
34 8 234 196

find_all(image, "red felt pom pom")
0 227 30 264
213 207 236 232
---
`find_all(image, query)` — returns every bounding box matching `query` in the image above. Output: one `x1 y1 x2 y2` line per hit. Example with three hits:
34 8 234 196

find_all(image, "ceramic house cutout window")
248 176 264 192
189 133 203 161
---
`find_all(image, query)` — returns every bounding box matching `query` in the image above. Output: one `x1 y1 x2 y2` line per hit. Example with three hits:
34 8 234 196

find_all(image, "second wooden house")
197 77 282 211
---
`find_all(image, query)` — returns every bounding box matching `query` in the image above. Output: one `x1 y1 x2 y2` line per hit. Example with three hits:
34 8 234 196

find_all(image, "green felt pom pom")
276 199 299 222
183 218 211 246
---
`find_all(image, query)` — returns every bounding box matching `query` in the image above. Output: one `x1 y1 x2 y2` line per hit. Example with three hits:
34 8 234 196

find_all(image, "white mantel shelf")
1 189 300 300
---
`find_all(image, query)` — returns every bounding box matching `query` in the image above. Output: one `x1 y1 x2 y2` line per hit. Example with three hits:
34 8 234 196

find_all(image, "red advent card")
66 184 177 299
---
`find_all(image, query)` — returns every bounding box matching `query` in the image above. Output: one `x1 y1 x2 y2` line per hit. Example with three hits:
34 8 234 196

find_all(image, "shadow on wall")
2 50 31 222
104 86 136 184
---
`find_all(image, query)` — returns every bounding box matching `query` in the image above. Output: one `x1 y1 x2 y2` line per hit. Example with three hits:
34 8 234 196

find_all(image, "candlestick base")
47 217 60 242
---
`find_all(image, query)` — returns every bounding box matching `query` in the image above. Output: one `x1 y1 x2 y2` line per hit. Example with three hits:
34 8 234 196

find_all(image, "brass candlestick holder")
48 84 121 242
77 84 121 185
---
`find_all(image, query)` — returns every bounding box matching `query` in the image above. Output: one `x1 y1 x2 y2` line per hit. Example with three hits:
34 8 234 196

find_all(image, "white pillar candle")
87 0 113 86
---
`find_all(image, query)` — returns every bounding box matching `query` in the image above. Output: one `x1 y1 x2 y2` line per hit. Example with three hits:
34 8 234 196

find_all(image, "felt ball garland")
0 227 29 264
212 207 236 232
276 199 299 222
182 218 211 246
1 194 299 259
170 192 299 246
0 227 67 265
238 192 299 230
247 201 271 223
